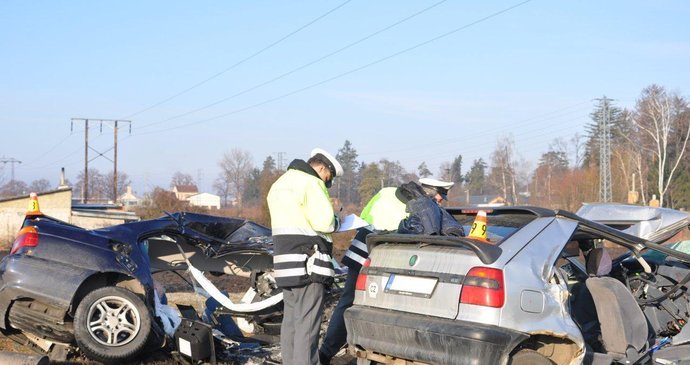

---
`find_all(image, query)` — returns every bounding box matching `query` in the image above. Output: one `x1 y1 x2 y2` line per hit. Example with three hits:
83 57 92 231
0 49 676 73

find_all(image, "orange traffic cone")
468 210 488 242
26 192 43 216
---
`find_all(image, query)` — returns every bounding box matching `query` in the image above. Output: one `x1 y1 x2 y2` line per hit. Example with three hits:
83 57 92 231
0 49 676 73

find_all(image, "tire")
509 349 555 365
73 286 152 365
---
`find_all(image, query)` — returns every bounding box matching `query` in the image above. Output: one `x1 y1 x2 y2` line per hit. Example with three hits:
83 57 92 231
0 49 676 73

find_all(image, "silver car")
345 205 690 365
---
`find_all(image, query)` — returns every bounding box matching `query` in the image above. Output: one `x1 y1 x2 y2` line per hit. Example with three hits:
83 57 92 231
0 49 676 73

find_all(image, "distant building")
187 192 221 210
119 185 140 208
173 185 199 201
468 195 507 208
0 188 138 245
477 196 507 208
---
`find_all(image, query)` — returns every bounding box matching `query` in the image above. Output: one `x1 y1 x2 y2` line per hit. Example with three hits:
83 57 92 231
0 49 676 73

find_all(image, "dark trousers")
281 282 325 365
320 270 357 358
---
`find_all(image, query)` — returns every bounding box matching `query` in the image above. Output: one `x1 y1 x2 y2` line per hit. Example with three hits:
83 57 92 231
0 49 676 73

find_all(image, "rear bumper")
345 306 528 365
0 255 76 330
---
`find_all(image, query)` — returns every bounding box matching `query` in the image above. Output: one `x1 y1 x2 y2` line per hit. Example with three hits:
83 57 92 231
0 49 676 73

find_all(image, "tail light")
355 258 371 291
460 267 504 308
11 226 39 255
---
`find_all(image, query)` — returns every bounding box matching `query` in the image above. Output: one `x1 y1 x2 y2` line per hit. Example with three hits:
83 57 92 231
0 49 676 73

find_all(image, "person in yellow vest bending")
319 178 454 364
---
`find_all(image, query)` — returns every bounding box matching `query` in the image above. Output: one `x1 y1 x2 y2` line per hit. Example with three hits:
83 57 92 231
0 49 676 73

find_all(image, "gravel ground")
0 235 358 364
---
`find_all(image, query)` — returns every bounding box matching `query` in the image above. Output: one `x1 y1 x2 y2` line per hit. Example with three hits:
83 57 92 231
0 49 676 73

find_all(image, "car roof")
577 203 690 243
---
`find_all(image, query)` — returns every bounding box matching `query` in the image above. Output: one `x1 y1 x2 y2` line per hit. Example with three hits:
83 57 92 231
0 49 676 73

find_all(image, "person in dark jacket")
319 179 461 364
267 148 343 365
419 177 455 204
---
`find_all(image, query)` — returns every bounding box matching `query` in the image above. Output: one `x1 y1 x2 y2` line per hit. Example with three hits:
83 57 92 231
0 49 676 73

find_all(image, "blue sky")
1 1 689 195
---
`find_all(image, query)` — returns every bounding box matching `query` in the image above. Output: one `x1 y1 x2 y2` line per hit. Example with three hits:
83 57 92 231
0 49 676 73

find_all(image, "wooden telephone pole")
71 119 131 203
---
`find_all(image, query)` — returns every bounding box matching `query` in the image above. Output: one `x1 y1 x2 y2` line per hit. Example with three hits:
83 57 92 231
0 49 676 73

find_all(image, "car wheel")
73 286 152 364
509 349 555 365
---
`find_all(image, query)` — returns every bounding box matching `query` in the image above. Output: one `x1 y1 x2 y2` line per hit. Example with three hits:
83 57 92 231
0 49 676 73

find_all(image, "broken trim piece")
188 265 283 313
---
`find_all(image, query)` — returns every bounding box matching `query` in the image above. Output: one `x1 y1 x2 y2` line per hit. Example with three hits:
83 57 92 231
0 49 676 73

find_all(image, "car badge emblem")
409 255 418 266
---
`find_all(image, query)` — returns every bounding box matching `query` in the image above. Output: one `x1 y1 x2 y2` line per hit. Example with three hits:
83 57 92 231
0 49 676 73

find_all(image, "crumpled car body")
345 205 690 365
0 211 274 364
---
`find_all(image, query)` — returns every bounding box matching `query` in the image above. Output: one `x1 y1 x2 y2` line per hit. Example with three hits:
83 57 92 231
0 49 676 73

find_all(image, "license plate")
384 274 438 298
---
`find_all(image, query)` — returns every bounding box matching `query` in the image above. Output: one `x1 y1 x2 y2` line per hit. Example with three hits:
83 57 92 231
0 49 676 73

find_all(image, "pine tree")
336 140 359 205
450 155 463 183
418 162 432 178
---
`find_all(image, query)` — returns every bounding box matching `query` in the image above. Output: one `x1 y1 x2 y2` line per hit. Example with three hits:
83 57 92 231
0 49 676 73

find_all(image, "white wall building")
173 185 199 201
119 185 140 209
187 192 221 210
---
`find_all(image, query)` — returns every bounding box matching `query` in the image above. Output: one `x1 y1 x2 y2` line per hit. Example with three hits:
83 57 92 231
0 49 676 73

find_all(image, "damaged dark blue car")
0 208 276 364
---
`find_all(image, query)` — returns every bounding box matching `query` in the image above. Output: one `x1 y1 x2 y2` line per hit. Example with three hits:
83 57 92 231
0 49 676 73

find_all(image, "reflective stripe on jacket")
342 227 372 270
268 159 336 288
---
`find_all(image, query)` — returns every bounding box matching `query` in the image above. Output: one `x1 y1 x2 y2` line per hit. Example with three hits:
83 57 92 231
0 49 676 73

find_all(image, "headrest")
586 247 612 277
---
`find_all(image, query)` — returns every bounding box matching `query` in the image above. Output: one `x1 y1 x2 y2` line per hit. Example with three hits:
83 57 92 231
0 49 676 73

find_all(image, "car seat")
569 248 615 365
585 248 690 364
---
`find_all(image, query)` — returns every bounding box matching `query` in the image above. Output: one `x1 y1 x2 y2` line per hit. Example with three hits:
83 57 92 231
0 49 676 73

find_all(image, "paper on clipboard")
337 214 369 232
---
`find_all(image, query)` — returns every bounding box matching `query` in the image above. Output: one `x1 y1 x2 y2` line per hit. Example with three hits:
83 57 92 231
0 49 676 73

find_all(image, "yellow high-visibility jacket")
267 159 337 288
343 187 408 270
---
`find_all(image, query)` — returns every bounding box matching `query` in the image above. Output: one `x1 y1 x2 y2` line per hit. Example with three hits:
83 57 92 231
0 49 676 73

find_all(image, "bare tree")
217 149 253 210
170 172 196 188
631 85 690 206
0 180 28 198
0 166 7 187
379 159 407 187
213 177 232 208
570 132 586 168
28 179 52 193
74 169 109 202
104 171 132 202
488 136 519 204
438 162 451 181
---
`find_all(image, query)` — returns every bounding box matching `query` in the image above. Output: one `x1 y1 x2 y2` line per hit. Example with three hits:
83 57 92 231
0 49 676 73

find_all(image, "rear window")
451 210 540 245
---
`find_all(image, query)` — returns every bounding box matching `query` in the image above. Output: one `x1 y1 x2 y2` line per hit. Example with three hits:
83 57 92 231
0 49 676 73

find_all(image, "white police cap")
418 178 455 200
310 148 343 177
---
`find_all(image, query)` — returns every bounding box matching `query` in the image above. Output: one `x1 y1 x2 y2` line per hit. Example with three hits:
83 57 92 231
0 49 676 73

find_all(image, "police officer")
267 147 343 365
319 178 454 364
419 177 455 205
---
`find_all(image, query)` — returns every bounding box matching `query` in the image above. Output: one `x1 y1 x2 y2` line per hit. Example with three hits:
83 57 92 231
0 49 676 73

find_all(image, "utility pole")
71 118 131 203
0 157 22 181
274 152 286 171
197 169 204 192
597 97 613 203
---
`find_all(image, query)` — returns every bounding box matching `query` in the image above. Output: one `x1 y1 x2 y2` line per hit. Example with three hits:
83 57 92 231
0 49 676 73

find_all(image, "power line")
20 133 76 168
398 113 591 167
136 0 450 131
0 157 22 181
125 0 353 119
23 127 113 171
357 101 591 159
135 0 534 136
